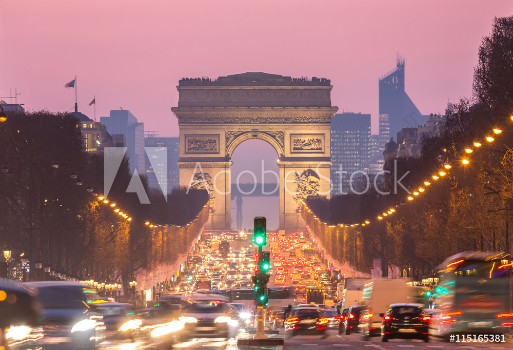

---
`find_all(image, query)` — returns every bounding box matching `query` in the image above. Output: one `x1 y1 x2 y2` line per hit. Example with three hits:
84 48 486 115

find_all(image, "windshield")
447 259 510 278
35 286 87 309
184 301 231 313
293 309 321 319
321 309 338 317
390 306 422 317
95 305 127 316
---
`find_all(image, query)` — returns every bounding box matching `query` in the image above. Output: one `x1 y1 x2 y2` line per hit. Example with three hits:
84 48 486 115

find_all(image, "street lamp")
3 247 11 279
3 248 11 261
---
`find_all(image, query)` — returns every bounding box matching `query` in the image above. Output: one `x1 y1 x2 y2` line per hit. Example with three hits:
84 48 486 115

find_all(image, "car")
132 306 183 347
89 302 132 337
284 307 328 336
380 303 430 342
179 299 239 340
269 310 285 329
320 308 341 329
229 303 253 328
339 306 361 335
424 308 444 337
25 281 105 349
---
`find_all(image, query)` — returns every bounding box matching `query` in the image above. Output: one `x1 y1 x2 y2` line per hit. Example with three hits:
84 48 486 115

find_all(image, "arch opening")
230 139 280 231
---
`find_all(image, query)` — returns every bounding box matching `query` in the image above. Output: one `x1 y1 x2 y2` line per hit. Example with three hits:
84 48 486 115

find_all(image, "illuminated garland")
309 115 513 227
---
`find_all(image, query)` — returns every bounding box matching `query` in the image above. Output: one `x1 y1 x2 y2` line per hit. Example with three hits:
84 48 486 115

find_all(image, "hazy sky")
1 0 511 135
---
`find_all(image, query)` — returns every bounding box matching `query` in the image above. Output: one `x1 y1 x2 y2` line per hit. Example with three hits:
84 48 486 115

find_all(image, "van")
358 278 416 339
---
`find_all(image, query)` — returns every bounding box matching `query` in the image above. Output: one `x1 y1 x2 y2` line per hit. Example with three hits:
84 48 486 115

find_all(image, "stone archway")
172 72 338 230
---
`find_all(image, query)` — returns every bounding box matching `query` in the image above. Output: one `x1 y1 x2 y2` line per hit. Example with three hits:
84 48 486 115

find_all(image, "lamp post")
3 247 11 278
44 266 51 280
129 280 137 306
20 258 30 281
35 261 43 281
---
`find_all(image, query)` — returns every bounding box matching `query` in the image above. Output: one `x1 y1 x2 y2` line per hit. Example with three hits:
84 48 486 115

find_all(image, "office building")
100 110 145 174
144 133 179 194
379 58 424 141
330 113 371 195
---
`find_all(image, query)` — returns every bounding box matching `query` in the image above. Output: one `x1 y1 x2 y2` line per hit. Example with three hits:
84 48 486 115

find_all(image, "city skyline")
1 1 511 136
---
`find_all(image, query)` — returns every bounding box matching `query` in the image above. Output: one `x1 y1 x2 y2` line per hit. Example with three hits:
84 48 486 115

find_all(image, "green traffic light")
259 295 265 301
426 291 432 297
262 262 270 271
253 217 267 246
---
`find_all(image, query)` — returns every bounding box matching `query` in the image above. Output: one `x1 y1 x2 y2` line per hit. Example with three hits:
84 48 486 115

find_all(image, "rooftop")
178 72 331 87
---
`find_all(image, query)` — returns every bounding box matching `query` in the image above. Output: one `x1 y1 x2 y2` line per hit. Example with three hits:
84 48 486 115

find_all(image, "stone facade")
173 72 337 230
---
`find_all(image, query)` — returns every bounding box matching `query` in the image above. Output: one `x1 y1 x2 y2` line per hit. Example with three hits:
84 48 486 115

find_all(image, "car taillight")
286 317 299 324
348 313 355 320
317 318 329 325
496 312 513 319
422 315 431 323
441 311 462 324
334 315 342 321
384 315 392 321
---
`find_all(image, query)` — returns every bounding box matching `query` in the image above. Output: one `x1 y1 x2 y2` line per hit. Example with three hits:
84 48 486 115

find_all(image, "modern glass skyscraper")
379 58 424 141
100 110 145 174
144 134 179 194
330 113 371 195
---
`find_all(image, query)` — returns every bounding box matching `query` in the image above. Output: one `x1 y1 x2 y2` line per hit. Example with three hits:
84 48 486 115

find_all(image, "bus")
434 251 513 336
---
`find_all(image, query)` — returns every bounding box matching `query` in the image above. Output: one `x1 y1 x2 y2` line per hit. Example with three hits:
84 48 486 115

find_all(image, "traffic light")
253 217 266 247
259 251 271 273
252 273 269 306
256 289 268 306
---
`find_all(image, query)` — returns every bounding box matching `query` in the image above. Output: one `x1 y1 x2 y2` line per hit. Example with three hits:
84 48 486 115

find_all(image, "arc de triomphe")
172 72 338 230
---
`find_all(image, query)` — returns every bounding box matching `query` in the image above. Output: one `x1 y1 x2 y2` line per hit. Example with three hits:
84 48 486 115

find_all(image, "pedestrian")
284 303 292 319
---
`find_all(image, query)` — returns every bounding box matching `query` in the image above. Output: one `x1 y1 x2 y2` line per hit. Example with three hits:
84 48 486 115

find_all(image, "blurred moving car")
339 306 361 335
284 307 328 336
321 308 341 329
25 281 105 349
131 305 183 348
89 302 131 337
269 310 285 330
179 299 239 340
229 303 253 329
424 308 443 337
380 303 430 342
0 278 43 350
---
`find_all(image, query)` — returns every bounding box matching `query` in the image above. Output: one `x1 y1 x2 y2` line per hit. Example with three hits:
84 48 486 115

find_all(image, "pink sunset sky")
1 0 512 136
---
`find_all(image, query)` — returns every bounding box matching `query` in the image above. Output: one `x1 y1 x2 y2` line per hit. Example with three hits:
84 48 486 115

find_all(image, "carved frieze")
290 134 325 153
178 116 331 124
185 134 220 154
225 130 284 151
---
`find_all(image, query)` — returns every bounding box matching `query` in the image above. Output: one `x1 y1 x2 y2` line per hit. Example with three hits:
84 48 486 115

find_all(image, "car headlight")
239 312 251 320
6 325 32 341
179 316 198 323
71 319 97 333
119 319 142 332
214 316 232 323
151 320 184 338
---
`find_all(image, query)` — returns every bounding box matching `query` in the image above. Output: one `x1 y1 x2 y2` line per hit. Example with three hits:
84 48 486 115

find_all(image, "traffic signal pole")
238 217 284 346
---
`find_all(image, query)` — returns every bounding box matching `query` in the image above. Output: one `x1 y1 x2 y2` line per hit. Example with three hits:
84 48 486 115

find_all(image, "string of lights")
307 114 513 228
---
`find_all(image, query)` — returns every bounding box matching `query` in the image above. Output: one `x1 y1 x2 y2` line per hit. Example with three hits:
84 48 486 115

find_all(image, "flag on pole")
89 97 96 106
64 79 76 88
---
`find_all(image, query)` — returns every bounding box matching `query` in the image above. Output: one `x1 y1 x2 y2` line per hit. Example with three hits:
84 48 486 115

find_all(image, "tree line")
307 16 513 276
0 111 208 285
